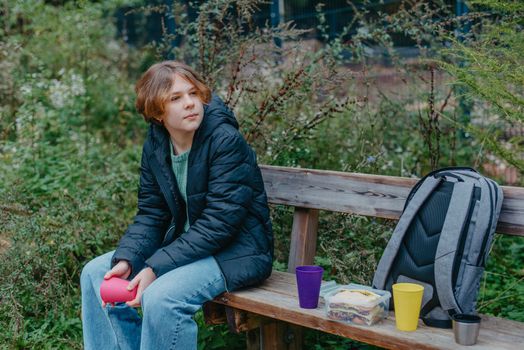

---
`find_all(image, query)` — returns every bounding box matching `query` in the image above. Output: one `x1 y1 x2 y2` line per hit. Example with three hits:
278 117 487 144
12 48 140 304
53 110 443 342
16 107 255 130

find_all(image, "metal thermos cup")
452 314 481 346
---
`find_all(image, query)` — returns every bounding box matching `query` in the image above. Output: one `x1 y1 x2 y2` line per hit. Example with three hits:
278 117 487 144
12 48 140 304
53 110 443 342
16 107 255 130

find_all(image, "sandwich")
327 288 387 325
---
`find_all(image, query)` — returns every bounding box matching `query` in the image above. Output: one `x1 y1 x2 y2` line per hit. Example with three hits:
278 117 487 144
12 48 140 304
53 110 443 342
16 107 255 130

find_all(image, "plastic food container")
325 283 391 326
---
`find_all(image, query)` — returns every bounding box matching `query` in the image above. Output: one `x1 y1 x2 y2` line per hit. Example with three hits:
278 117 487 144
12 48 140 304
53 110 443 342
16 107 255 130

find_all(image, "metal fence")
116 0 461 48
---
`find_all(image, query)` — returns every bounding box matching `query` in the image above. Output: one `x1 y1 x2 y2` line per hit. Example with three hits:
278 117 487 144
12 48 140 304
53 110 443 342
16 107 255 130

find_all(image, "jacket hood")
199 93 239 139
149 93 238 150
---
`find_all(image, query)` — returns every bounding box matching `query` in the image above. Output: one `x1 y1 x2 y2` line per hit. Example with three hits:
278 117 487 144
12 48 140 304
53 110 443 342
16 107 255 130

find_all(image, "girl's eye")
171 96 180 101
190 91 197 96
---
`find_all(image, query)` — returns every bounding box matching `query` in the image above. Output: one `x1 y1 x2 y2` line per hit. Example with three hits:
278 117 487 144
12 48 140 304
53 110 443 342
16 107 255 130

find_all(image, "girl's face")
163 74 204 137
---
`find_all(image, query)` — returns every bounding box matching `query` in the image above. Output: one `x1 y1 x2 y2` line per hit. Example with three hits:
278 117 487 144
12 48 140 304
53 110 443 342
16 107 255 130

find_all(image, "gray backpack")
373 167 503 328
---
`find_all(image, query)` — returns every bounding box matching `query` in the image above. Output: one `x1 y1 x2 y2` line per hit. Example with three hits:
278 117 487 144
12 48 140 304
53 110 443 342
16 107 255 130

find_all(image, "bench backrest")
260 165 524 272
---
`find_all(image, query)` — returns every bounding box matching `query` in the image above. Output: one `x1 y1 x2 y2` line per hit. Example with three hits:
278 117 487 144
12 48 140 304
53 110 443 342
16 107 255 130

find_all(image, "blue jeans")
80 251 226 350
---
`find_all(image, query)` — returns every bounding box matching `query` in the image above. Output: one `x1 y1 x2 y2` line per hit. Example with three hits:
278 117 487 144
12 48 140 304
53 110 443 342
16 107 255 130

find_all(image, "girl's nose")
183 94 194 109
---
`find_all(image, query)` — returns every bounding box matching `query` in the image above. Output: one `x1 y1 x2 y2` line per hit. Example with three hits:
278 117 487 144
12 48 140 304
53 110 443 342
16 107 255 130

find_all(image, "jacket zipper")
157 136 230 293
162 224 176 246
166 224 176 236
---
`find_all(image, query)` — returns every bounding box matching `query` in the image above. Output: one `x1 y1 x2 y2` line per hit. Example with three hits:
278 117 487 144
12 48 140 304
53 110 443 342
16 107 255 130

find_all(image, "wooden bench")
203 165 524 349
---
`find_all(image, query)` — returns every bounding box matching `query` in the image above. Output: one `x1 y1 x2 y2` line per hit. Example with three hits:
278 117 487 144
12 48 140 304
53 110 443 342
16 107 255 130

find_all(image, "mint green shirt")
170 142 190 233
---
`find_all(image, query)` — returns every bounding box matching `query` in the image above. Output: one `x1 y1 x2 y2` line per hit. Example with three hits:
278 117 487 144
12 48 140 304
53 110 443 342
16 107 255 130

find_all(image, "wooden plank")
500 186 524 235
285 324 303 350
260 322 286 349
261 165 413 219
212 271 524 350
288 207 319 272
260 321 303 350
283 207 318 350
246 329 261 350
260 165 524 236
224 307 263 333
259 270 332 296
203 302 226 325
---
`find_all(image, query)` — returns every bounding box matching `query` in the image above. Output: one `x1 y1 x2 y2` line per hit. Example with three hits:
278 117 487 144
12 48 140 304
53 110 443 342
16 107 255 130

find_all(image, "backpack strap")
449 170 494 265
372 176 442 289
434 181 475 314
401 167 476 212
480 178 504 266
467 177 492 263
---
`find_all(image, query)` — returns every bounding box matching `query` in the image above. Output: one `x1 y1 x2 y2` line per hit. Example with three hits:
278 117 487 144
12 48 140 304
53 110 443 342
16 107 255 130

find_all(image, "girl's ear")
152 117 164 125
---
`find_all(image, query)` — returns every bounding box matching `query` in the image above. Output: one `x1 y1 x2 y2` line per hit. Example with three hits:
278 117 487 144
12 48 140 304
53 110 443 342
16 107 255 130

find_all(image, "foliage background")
0 0 522 349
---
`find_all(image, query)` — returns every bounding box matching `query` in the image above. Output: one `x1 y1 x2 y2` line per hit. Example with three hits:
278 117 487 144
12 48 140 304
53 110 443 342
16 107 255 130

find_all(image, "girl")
81 61 273 350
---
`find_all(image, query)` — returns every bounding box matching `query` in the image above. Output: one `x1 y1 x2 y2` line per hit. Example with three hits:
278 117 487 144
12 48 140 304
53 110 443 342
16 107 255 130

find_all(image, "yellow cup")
392 283 424 331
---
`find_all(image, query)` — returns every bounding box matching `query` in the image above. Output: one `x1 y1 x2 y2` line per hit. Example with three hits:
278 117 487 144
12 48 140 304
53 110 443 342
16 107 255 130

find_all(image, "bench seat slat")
213 271 524 350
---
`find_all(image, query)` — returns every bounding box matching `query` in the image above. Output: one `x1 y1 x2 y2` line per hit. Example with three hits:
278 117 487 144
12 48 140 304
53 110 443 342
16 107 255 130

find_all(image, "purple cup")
295 265 324 309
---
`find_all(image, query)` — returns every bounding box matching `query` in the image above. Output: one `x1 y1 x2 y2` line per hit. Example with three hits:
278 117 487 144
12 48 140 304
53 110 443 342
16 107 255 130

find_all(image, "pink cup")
100 277 137 303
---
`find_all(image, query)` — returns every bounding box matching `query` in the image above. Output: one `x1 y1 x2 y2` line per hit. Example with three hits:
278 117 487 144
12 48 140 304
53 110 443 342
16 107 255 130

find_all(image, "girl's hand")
102 260 131 307
125 267 157 308
104 260 131 280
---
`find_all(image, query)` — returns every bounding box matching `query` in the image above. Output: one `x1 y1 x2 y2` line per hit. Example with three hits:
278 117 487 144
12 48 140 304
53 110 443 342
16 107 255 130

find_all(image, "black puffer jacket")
112 95 273 291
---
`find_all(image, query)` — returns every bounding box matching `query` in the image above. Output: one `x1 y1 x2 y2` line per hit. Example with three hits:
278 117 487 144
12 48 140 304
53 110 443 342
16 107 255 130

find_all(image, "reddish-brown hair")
135 61 211 123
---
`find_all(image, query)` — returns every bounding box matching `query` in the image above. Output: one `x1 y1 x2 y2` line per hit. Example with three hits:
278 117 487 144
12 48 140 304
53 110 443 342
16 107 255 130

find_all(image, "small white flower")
49 79 68 108
357 26 370 38
20 84 32 97
70 73 86 96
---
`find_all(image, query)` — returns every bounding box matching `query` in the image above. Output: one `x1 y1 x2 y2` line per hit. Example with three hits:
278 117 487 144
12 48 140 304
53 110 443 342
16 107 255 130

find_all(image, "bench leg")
202 302 227 325
260 321 303 350
246 329 261 350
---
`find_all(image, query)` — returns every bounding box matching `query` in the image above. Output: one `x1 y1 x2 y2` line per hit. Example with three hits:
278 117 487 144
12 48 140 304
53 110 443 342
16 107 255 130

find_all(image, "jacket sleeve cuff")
145 249 178 277
111 250 145 279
